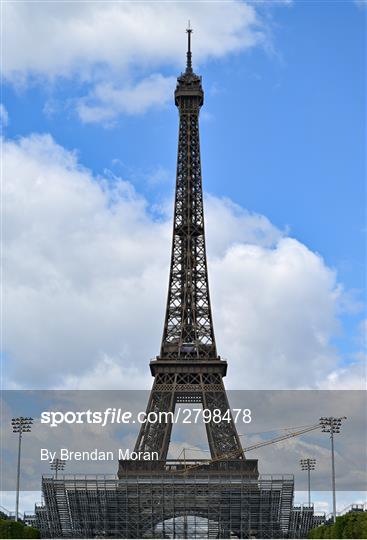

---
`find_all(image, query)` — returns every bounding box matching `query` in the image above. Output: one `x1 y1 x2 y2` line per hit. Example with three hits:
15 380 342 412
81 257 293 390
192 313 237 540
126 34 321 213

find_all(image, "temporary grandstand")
36 459 296 538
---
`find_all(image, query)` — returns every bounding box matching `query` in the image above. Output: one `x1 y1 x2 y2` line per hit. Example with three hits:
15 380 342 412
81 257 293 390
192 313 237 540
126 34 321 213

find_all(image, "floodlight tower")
11 417 33 521
50 458 65 479
320 416 347 523
300 458 316 506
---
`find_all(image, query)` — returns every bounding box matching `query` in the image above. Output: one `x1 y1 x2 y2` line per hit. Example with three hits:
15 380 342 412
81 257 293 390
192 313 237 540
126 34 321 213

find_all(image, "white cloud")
3 133 364 390
4 133 170 388
61 356 151 390
2 2 264 82
0 104 9 128
321 363 366 390
2 1 270 122
76 74 177 124
210 239 345 389
205 195 283 257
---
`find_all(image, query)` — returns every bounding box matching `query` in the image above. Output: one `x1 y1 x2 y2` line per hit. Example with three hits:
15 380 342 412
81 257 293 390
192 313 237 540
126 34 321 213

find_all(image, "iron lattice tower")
134 28 243 462
37 29 299 540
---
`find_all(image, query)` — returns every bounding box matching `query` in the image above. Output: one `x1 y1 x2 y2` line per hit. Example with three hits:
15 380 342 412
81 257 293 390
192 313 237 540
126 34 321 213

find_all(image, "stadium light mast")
320 416 346 523
11 417 33 521
50 458 65 479
300 458 316 506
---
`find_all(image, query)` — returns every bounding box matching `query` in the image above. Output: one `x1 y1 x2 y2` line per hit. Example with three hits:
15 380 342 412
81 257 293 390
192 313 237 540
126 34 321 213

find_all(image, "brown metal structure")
35 29 307 539
133 27 243 462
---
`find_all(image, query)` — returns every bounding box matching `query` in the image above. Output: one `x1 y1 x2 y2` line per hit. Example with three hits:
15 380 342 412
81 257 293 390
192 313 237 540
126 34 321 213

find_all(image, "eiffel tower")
133 26 243 463
37 28 295 540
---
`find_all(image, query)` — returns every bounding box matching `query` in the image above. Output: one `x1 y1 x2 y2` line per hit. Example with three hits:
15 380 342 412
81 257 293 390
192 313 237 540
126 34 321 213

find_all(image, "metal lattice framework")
34 29 309 540
37 468 296 539
290 505 324 539
134 27 243 463
161 102 214 359
161 28 214 359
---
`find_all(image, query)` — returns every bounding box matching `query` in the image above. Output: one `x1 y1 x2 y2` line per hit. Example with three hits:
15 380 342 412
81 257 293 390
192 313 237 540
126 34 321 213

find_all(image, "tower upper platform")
174 26 204 108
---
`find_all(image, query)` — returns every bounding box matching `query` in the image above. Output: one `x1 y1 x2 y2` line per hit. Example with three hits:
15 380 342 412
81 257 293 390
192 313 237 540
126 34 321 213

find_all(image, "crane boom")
180 423 321 474
243 423 321 453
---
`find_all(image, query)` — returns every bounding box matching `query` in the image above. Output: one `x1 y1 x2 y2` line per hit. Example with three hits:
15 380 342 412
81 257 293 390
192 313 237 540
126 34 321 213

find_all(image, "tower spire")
186 21 193 73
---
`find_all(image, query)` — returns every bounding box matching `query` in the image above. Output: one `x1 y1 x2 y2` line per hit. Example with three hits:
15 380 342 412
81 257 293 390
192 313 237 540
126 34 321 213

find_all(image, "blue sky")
1 0 366 517
2 1 365 389
4 1 365 285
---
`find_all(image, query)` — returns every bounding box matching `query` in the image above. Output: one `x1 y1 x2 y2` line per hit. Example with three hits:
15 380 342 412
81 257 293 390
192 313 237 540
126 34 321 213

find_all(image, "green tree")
0 519 40 539
308 513 367 539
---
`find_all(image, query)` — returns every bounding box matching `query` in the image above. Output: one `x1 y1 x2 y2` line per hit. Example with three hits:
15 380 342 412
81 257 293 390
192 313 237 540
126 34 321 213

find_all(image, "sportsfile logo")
40 408 252 427
41 409 137 427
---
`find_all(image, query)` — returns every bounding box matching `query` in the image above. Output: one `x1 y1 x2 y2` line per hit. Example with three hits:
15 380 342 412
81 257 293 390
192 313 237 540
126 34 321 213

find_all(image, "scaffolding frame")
37 461 295 539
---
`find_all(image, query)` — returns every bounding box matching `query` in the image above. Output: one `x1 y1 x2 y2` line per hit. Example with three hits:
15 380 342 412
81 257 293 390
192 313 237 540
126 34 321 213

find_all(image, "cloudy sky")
1 389 366 515
2 2 366 391
1 0 366 518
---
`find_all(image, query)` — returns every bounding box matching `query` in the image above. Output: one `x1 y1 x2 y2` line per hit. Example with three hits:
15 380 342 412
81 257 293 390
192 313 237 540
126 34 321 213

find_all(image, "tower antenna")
186 22 193 73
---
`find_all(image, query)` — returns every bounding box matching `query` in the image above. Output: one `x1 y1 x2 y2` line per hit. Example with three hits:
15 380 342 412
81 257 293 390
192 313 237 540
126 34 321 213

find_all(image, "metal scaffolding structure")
36 464 295 538
289 505 325 539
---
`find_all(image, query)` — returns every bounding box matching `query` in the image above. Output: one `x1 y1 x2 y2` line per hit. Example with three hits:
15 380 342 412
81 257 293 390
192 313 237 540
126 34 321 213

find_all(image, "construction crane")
179 422 323 474
240 422 322 454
